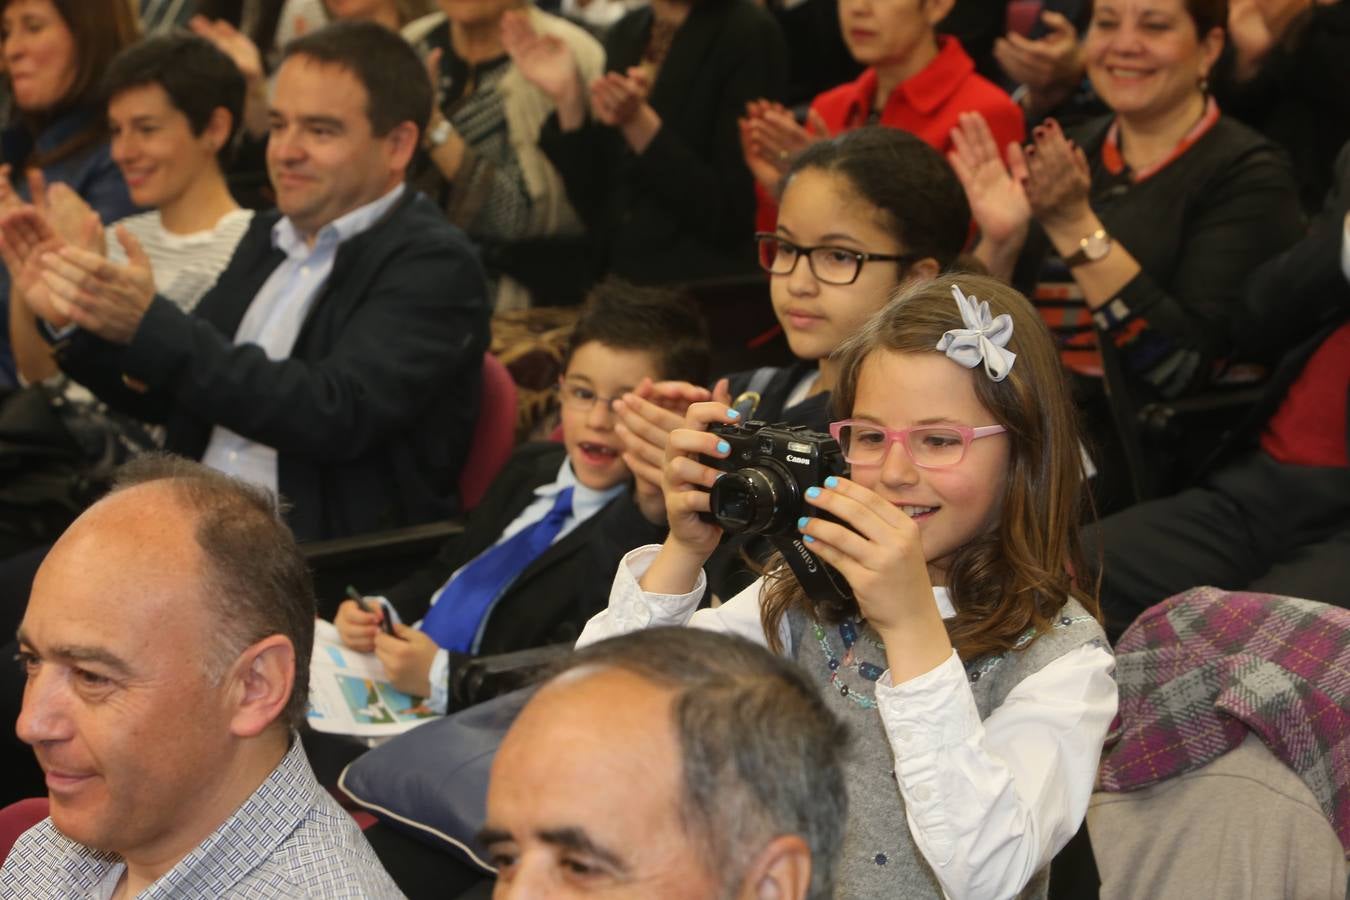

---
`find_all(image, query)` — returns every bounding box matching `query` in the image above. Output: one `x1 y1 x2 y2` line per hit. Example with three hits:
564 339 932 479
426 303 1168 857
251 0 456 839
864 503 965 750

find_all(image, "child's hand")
335 599 382 653
374 625 438 698
637 400 740 595
619 380 733 527
799 477 953 680
660 401 743 556
615 378 715 490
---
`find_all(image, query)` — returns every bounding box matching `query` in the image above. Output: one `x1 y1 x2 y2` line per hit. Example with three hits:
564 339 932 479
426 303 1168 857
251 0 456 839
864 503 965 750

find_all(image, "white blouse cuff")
609 545 708 630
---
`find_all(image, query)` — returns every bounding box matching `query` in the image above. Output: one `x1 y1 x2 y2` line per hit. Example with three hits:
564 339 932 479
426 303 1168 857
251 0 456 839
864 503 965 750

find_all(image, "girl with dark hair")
582 273 1116 897
613 127 969 597
0 0 140 384
949 0 1304 503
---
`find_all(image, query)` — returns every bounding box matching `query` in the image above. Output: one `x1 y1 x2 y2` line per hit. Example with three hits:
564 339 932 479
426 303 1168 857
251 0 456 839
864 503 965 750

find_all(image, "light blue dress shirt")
201 184 406 491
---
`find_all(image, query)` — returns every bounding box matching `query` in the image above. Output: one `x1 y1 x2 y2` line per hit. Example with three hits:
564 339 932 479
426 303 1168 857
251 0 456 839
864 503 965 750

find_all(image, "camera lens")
709 464 795 535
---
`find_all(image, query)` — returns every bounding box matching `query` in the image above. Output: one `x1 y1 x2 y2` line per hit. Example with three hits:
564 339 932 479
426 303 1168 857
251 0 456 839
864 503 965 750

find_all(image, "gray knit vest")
788 597 1107 899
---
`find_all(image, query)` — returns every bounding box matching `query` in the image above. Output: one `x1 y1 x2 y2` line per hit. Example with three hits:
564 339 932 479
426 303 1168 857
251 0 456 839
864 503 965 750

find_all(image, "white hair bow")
934 284 1016 382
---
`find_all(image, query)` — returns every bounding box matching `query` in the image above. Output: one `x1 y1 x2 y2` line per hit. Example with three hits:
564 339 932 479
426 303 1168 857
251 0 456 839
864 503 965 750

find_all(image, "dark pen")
346 584 396 637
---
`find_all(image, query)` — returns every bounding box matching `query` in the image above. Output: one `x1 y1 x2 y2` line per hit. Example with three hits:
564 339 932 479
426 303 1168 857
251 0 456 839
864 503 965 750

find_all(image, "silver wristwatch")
426 118 455 149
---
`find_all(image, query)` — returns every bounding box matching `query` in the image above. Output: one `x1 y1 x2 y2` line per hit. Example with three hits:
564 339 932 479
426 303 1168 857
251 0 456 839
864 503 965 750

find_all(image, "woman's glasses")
829 420 1007 468
755 233 920 286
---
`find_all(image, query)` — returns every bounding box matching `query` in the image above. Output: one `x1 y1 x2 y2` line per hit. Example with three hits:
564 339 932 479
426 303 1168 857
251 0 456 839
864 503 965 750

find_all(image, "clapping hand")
1022 119 1091 229
502 10 581 102
0 165 22 216
616 377 731 525
189 15 264 83
0 207 69 326
589 67 651 127
948 111 1032 276
994 10 1083 114
738 101 828 193
37 226 157 345
41 179 104 255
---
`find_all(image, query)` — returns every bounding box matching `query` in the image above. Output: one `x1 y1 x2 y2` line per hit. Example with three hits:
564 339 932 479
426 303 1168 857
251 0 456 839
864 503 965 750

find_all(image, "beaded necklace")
812 617 887 710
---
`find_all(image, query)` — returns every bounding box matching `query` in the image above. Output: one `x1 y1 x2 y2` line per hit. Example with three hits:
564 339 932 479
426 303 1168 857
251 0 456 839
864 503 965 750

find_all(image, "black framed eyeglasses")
754 232 920 286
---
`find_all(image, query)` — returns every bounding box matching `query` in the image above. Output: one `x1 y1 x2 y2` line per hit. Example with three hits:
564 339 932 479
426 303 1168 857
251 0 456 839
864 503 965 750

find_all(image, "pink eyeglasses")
828 420 1007 468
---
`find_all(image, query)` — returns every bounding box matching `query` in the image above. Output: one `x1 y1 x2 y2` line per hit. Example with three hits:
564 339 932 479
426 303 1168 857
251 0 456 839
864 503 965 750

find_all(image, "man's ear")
385 120 420 174
737 834 813 900
227 634 296 738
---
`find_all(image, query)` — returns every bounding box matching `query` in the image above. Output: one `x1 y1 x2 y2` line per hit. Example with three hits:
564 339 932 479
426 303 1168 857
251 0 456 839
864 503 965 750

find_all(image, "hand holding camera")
637 401 745 597
699 420 855 610
797 474 934 641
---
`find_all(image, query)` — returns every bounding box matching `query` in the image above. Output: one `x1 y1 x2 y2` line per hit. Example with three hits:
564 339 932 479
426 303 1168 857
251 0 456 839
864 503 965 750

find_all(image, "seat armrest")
302 520 465 569
302 521 466 617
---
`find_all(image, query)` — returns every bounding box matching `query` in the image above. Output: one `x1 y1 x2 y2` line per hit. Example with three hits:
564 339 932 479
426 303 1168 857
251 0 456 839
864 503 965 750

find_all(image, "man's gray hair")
108 454 315 731
560 628 848 900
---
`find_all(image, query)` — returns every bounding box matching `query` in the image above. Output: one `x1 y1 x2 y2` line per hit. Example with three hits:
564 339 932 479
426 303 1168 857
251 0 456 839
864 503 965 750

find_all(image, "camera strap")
769 535 854 606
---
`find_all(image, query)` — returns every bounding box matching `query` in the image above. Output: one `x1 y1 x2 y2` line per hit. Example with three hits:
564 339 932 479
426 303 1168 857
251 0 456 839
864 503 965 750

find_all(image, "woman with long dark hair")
0 0 139 384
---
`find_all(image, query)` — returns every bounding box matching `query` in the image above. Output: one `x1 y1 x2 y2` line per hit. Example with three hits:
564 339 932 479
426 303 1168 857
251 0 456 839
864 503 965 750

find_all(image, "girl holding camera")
579 273 1116 898
616 127 969 598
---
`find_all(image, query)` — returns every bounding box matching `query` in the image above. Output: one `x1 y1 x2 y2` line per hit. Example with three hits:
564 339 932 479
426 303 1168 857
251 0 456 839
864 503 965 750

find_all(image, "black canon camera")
701 421 854 607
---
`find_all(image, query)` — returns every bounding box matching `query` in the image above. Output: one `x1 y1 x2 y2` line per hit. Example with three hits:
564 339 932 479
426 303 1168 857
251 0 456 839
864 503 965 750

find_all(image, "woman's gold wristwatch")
1065 228 1113 267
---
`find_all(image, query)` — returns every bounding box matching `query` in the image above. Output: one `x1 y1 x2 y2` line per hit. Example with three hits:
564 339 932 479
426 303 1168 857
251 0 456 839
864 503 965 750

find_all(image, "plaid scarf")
1098 586 1350 855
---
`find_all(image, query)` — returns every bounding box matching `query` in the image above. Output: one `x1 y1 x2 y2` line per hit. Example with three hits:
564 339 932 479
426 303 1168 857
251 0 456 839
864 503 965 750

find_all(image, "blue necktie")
420 487 575 653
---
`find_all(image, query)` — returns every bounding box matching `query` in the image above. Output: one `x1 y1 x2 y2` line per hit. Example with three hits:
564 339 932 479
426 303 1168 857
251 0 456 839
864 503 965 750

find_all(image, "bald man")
3 456 403 899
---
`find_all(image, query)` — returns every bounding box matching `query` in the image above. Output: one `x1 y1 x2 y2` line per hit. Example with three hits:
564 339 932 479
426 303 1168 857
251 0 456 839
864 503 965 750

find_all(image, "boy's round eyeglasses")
755 233 921 286
559 380 619 412
829 420 1008 468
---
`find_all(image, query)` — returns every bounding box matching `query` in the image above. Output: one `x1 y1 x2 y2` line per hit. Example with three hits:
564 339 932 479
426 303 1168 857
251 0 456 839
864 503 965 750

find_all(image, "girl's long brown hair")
761 273 1100 661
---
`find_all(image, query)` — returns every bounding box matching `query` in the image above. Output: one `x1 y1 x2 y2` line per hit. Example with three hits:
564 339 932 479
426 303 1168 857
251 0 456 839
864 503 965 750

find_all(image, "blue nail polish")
716 440 730 454
803 534 816 543
797 516 810 529
824 476 839 488
806 486 821 499
726 408 740 419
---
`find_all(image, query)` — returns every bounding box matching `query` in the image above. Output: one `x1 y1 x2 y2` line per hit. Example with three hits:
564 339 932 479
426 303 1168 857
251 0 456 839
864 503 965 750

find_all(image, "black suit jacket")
55 190 492 540
540 0 788 284
383 443 668 678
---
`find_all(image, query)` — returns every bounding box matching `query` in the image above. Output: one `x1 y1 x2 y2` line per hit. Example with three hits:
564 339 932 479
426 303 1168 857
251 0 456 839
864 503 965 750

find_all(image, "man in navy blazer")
7 21 490 541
